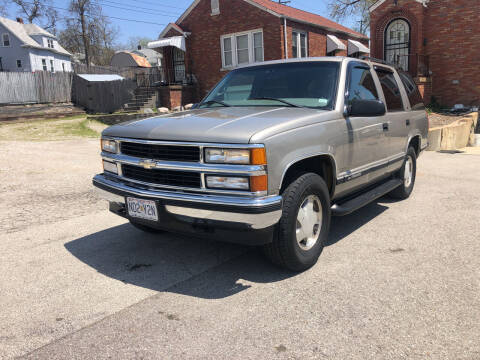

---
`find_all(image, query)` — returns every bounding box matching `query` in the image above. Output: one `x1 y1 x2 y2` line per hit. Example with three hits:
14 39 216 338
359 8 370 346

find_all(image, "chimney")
137 45 142 50
16 17 24 24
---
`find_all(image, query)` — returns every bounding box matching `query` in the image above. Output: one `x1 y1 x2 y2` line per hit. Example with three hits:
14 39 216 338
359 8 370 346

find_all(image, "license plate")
126 197 158 221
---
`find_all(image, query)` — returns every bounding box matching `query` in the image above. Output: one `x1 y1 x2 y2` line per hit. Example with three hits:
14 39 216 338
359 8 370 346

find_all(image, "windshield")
200 61 340 110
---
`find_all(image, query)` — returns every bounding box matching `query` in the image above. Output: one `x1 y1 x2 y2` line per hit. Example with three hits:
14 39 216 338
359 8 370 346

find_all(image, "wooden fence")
0 71 73 104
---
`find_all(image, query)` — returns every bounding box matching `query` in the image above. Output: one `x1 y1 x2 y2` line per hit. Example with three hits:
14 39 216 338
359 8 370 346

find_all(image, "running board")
331 179 403 216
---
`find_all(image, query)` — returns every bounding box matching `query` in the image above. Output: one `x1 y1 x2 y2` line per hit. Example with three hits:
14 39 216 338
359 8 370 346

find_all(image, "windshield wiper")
200 100 231 108
248 97 303 108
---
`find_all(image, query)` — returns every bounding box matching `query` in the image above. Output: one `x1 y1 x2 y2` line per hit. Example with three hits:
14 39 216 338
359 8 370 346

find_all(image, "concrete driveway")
0 140 479 359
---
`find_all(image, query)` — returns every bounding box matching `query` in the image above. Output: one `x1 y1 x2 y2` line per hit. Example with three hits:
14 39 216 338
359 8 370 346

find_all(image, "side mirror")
348 99 386 117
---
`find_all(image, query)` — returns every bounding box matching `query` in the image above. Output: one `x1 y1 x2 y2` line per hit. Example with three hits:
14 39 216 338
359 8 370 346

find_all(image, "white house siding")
0 22 71 73
29 49 72 72
0 23 31 72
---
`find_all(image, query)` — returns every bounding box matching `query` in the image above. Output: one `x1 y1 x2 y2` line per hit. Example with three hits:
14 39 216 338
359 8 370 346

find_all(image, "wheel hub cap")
404 156 413 187
296 195 322 250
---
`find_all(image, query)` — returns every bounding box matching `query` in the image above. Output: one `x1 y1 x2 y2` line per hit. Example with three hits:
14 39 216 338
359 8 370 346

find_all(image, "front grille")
122 164 201 188
120 142 200 162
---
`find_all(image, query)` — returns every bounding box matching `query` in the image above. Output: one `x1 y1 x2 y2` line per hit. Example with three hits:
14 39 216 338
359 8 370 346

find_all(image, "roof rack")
359 56 399 68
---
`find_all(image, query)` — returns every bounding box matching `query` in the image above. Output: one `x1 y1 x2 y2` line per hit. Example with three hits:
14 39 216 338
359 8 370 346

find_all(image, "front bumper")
93 174 282 230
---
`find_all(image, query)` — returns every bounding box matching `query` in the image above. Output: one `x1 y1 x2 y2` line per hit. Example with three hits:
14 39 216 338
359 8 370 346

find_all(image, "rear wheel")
263 173 331 272
389 146 417 199
129 220 164 234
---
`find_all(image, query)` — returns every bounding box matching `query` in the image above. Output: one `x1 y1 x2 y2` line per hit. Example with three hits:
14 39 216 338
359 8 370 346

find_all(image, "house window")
211 0 220 15
2 33 10 47
16 60 22 68
50 59 54 72
220 29 264 68
0 57 3 71
47 39 54 49
292 31 307 58
42 59 47 71
384 19 410 71
62 63 65 72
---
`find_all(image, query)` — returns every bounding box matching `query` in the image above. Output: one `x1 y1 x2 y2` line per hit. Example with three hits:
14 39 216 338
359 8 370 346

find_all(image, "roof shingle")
248 0 367 38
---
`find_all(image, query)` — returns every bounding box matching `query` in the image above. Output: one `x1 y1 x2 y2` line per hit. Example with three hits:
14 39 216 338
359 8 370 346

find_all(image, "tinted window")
375 68 404 111
347 66 378 105
399 72 425 110
202 62 340 109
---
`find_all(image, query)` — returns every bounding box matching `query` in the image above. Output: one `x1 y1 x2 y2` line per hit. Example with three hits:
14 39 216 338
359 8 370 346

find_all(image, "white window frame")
220 29 264 69
2 33 10 47
47 38 54 49
42 59 47 71
50 59 54 72
292 30 308 58
211 0 220 15
16 59 22 68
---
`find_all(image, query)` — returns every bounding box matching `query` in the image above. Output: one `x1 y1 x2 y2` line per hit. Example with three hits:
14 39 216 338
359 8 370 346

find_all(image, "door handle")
406 119 411 126
383 123 389 131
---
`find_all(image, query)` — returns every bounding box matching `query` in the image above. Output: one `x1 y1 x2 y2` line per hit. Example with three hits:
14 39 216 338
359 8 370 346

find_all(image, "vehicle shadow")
65 200 389 299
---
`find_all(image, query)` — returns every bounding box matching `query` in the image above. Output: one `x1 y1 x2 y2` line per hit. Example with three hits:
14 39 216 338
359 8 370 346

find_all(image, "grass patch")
0 117 108 141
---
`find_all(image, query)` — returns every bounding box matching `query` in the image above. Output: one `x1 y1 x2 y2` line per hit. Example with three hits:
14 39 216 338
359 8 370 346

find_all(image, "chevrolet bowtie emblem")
138 159 157 169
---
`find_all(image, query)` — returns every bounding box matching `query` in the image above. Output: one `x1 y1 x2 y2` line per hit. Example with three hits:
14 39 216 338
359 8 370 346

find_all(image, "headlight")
101 139 118 153
204 147 266 165
206 176 249 190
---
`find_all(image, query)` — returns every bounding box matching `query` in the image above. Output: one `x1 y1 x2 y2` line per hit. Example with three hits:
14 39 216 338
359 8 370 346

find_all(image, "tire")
263 173 331 272
129 220 165 234
389 146 417 199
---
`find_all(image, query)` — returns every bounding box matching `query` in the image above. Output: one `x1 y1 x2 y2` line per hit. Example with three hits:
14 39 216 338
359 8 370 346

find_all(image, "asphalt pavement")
0 140 479 359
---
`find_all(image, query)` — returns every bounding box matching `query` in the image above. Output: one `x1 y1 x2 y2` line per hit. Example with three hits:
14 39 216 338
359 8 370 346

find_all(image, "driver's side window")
347 66 378 106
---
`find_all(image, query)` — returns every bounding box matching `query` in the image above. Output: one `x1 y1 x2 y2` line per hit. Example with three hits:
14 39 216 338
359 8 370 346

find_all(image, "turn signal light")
250 175 268 192
250 148 267 165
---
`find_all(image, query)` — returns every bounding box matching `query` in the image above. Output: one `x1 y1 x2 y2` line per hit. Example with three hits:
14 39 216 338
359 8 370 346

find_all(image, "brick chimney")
16 17 24 24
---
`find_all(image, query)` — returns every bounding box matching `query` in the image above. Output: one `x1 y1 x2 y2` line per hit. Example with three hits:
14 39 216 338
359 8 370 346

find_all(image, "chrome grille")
122 164 201 188
120 142 200 162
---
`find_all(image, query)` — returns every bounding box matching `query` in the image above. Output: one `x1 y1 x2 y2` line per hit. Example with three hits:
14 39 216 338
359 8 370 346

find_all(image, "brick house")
370 0 480 107
148 0 369 108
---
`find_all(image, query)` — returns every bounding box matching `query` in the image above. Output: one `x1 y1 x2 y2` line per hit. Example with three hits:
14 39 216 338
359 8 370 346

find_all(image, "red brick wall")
179 0 283 97
285 20 368 58
370 0 480 107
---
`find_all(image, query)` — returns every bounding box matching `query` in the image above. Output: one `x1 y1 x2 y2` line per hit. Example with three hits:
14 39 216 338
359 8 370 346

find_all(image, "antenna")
278 0 291 4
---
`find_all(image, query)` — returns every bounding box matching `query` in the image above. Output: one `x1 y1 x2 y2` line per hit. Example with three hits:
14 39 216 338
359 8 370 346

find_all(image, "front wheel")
263 173 331 272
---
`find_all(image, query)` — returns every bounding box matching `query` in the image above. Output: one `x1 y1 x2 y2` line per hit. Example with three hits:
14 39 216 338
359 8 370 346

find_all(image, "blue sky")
5 0 354 45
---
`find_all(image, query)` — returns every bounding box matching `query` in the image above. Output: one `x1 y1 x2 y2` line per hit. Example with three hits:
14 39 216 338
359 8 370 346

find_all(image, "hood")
102 107 332 143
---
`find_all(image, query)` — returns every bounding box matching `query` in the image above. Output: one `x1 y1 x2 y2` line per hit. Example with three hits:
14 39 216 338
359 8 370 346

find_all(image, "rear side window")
399 72 425 110
347 66 378 105
375 67 404 112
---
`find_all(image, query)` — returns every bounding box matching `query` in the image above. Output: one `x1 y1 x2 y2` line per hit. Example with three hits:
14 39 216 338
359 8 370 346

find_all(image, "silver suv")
93 57 428 271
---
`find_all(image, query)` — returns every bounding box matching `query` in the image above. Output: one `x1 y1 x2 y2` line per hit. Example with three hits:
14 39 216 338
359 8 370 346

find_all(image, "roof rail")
360 56 398 68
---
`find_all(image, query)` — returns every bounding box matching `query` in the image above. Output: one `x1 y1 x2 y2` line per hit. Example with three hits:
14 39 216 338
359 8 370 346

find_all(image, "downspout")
283 17 288 59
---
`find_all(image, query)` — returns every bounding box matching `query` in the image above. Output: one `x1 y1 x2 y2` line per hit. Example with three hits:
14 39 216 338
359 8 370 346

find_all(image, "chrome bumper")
93 174 282 230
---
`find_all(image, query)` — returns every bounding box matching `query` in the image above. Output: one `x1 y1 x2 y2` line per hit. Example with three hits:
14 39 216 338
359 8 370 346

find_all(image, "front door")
341 62 386 189
172 47 186 83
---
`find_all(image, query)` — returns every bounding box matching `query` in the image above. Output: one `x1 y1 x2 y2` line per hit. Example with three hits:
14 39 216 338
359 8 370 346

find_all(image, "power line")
20 1 168 26
120 0 186 10
93 0 181 17
97 0 182 16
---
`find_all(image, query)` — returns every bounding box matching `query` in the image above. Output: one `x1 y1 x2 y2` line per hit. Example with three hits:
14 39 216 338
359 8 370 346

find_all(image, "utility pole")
357 19 364 34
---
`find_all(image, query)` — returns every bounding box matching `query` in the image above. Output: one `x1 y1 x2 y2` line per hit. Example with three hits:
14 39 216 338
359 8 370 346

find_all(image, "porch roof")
148 36 186 52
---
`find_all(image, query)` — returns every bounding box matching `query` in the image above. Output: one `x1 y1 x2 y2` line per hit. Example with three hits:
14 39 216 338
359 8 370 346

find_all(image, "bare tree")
328 0 376 34
0 0 8 17
61 1 119 66
11 0 58 33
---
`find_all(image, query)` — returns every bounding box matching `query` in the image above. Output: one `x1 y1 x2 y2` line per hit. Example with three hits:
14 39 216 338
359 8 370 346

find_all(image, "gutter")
283 17 288 59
